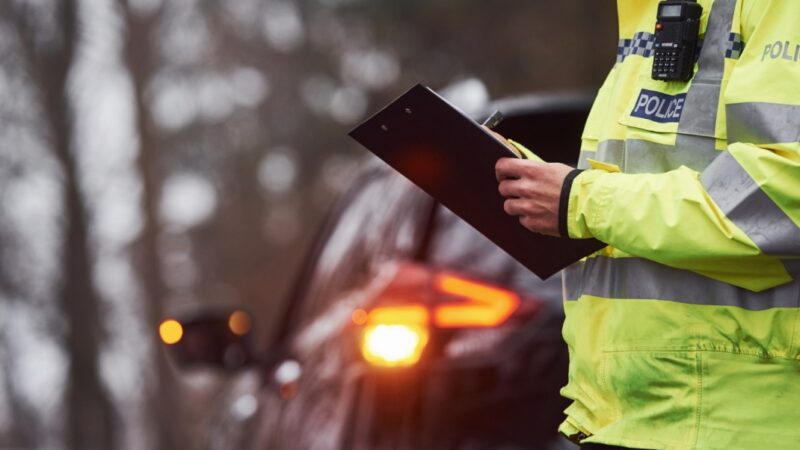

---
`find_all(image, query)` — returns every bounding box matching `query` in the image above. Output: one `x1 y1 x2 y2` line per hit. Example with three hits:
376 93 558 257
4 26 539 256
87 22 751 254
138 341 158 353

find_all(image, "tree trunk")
118 2 184 449
3 1 118 449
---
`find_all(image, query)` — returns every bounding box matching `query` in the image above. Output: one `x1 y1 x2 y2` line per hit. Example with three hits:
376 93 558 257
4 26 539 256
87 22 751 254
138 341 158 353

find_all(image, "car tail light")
358 305 429 368
354 265 525 368
433 274 520 328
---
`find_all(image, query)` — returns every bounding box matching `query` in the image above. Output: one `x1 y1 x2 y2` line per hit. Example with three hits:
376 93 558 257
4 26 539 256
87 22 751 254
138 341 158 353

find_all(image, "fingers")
498 178 528 199
503 198 528 217
505 200 557 235
495 157 517 182
495 160 569 237
495 157 545 182
519 216 538 231
519 216 558 236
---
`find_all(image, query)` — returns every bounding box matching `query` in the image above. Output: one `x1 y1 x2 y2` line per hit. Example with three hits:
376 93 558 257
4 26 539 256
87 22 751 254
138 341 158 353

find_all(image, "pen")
481 110 504 130
481 109 528 160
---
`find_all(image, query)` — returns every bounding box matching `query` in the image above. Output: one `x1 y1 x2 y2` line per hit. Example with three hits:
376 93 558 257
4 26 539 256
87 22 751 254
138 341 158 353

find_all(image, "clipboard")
349 84 605 279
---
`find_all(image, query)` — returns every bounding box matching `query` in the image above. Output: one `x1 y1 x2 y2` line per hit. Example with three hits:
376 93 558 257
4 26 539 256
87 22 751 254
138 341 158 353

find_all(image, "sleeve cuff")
558 169 584 238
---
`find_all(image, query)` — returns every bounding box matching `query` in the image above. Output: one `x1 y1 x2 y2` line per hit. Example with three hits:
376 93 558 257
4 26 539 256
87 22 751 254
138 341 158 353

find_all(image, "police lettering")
631 90 687 123
762 41 800 62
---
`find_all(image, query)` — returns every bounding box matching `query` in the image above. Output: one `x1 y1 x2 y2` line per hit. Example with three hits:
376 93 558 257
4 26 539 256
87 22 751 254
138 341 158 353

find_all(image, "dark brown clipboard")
349 84 605 279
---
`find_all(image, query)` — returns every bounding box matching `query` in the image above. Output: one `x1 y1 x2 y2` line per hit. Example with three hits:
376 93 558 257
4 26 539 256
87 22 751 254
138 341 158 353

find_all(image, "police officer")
495 1 800 449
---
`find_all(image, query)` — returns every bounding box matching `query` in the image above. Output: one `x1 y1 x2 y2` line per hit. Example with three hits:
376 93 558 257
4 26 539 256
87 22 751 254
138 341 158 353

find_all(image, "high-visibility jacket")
560 1 800 449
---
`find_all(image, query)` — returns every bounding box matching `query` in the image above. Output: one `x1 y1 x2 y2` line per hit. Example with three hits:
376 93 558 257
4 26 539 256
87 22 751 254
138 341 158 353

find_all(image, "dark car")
162 91 592 450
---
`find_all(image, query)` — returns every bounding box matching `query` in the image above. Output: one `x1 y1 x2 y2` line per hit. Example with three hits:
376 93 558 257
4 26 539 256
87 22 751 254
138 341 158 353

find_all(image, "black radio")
652 0 703 82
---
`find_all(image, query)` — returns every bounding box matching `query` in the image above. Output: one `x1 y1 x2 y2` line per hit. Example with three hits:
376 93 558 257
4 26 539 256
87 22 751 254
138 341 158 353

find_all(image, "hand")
495 157 574 236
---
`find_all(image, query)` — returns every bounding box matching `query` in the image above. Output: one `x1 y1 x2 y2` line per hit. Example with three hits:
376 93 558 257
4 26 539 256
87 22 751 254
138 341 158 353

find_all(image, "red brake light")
433 274 520 328
352 263 524 367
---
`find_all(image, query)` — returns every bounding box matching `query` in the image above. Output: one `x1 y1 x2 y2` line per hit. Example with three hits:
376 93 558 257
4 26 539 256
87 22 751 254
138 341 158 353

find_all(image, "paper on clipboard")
348 84 605 279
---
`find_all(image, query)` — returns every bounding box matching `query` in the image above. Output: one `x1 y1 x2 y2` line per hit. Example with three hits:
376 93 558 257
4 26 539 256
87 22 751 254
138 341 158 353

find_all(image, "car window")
294 161 430 323
427 206 563 304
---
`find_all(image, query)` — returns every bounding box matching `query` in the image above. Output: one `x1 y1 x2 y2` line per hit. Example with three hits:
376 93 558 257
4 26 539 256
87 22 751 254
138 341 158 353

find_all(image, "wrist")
558 169 584 237
564 169 613 239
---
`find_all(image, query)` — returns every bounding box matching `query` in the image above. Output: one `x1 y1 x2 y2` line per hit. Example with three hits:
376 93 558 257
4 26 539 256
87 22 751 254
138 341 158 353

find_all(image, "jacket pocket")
598 349 702 447
619 74 727 141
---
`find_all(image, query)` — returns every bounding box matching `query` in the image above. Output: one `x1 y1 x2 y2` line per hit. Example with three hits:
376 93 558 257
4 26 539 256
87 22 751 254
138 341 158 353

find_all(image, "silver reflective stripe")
577 137 719 174
563 256 800 310
678 82 722 138
701 151 800 256
628 135 719 173
677 0 736 138
727 102 800 145
595 140 625 167
577 150 592 170
693 0 736 81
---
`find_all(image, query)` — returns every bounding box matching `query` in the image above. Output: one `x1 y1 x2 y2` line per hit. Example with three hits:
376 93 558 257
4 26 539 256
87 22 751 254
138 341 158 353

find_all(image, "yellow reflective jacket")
560 0 800 448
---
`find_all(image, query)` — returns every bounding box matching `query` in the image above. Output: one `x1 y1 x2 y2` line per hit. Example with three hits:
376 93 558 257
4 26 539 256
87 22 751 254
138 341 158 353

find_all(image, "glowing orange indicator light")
362 323 429 367
354 271 521 368
433 274 520 328
159 319 183 345
228 310 252 336
358 305 430 368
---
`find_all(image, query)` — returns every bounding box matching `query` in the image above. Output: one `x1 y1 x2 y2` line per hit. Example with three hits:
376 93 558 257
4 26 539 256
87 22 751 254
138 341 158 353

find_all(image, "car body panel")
188 92 593 450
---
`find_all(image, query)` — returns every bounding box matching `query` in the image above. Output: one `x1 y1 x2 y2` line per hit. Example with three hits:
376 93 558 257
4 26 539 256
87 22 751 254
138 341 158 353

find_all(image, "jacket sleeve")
565 0 800 292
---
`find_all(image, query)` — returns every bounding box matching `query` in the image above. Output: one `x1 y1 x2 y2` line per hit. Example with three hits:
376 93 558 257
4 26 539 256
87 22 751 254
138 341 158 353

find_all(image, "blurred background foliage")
0 0 615 449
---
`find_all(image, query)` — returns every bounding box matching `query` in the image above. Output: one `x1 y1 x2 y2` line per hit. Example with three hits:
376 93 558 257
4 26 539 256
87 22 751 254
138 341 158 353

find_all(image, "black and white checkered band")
616 31 744 64
617 32 655 63
725 32 744 59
